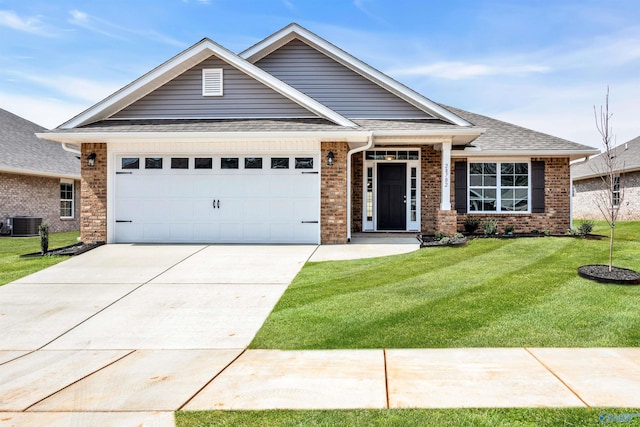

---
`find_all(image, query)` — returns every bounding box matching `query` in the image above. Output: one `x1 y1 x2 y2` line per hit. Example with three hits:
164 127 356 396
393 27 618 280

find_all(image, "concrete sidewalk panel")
13 244 205 284
386 348 585 408
0 283 139 350
529 348 640 407
45 284 288 350
150 245 315 284
0 350 130 411
184 349 386 410
309 243 419 262
0 351 28 365
0 411 175 427
30 349 241 411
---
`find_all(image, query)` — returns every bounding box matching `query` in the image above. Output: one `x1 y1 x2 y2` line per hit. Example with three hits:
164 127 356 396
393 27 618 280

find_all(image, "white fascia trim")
371 128 485 138
451 148 600 160
0 166 80 180
60 39 356 129
37 131 373 144
241 24 471 127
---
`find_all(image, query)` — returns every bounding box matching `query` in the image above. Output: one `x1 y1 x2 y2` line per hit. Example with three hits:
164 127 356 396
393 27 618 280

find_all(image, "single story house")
572 136 640 220
1 108 80 235
39 23 597 245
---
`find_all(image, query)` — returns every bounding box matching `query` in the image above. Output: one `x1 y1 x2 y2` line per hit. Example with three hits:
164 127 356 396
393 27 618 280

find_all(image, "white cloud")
390 61 551 80
0 91 89 129
0 9 56 37
19 74 123 104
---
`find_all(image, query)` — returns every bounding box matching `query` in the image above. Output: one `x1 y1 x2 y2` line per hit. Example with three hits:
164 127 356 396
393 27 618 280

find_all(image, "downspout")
570 155 591 229
61 142 81 156
346 132 375 242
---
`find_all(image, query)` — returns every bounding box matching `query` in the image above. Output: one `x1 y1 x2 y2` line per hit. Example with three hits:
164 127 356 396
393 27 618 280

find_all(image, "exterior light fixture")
87 152 97 167
326 151 335 166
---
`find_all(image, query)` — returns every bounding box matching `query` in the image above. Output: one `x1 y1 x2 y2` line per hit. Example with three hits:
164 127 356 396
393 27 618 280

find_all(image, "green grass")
176 408 640 426
0 231 80 286
250 221 640 349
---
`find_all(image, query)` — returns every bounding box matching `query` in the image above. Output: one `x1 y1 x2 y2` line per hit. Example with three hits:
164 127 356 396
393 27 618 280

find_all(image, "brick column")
80 143 107 244
321 141 348 244
436 210 458 236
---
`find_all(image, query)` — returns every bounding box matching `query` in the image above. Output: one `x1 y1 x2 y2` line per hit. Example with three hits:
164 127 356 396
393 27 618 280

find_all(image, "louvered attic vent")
202 68 223 96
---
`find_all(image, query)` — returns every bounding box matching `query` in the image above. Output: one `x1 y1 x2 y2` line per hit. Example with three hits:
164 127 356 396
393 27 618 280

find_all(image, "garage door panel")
114 154 319 244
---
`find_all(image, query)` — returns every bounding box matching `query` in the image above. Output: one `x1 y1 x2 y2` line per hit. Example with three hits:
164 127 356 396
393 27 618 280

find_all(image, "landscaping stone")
578 264 640 285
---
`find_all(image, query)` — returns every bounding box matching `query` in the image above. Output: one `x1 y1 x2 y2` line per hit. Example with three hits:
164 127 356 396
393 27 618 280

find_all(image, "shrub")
481 219 498 235
454 232 464 239
504 224 515 234
578 220 594 235
38 223 49 255
434 231 445 240
440 237 451 245
463 217 480 234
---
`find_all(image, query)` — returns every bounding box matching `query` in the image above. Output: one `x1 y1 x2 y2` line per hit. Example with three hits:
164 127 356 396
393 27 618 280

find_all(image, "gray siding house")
0 108 80 235
40 23 596 245
572 136 640 220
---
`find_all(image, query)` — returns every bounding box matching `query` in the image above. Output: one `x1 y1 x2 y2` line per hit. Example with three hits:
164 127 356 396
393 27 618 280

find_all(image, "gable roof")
572 136 640 180
59 37 356 129
0 108 79 179
240 23 471 127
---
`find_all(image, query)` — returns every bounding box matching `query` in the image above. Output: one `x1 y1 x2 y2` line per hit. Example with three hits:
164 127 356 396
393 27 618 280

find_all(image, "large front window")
469 162 529 212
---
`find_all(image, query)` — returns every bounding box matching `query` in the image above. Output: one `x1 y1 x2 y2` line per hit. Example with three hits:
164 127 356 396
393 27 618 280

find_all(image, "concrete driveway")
0 244 316 426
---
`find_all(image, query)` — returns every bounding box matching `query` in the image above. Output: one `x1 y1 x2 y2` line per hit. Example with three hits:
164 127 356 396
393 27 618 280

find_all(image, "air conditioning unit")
11 216 42 237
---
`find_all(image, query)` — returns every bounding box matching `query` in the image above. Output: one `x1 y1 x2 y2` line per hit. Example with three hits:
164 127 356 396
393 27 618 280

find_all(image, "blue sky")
0 0 638 148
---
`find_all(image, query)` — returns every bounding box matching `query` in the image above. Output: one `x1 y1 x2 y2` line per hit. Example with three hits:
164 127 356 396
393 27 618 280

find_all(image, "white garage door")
114 154 320 244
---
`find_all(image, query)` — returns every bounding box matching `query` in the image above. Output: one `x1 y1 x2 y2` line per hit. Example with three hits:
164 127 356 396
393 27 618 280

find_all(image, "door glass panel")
122 157 139 169
366 167 373 221
171 158 189 169
221 158 239 169
410 167 417 221
295 157 313 169
271 157 289 169
194 158 212 169
244 157 262 169
145 157 163 169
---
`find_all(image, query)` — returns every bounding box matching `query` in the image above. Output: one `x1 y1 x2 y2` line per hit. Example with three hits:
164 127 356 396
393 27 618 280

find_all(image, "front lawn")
177 408 640 427
250 221 640 349
0 231 80 286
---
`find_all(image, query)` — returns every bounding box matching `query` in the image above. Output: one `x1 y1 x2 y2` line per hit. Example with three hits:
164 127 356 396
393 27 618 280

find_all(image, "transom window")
365 150 419 161
469 162 529 212
60 180 74 218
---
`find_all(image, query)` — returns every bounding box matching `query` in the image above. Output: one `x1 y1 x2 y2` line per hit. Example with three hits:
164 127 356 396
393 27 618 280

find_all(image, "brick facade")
80 143 107 243
350 152 363 232
420 146 441 234
573 171 640 220
321 141 348 244
455 157 572 234
0 172 80 234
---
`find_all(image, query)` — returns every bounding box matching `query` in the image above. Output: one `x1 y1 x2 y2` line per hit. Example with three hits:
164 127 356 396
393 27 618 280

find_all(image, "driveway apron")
0 244 316 425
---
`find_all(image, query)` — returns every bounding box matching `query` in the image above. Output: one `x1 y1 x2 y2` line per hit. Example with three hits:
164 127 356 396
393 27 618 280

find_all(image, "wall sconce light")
87 152 97 167
326 151 335 166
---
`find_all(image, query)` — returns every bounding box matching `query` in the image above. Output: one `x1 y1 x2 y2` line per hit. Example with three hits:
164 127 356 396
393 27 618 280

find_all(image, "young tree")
591 87 624 272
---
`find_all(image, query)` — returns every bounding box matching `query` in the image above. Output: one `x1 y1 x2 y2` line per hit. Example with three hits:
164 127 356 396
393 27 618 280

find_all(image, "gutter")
346 132 375 242
60 142 81 155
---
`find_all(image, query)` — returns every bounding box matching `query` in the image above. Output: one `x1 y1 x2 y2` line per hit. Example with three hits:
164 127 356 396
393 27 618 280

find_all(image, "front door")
377 163 406 230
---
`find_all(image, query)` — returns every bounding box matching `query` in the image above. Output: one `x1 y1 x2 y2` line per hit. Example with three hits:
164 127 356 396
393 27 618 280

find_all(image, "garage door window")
122 157 139 169
171 158 189 169
271 158 289 169
145 157 163 169
195 158 212 169
295 157 313 169
245 157 262 169
221 157 239 169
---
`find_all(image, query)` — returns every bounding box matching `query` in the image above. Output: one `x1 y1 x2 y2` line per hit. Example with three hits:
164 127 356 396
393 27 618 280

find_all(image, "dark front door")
377 163 406 230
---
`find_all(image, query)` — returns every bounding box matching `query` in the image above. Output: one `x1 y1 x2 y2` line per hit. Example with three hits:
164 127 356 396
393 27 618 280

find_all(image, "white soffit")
241 23 472 127
59 38 356 130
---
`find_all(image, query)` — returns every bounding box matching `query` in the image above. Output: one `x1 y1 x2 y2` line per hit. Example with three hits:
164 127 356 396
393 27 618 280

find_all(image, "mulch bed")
578 264 640 285
20 242 104 258
416 235 468 248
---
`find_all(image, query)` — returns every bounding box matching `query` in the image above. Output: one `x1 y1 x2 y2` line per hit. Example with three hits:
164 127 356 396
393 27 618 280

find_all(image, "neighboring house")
572 136 640 220
1 108 80 235
39 23 597 245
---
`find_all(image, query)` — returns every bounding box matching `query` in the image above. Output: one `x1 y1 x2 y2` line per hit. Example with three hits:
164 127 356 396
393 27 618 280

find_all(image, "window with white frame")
613 175 621 206
60 179 74 218
469 162 529 212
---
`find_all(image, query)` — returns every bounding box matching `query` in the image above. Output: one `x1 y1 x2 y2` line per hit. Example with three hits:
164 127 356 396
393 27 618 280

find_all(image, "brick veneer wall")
350 152 363 232
455 157 572 234
573 171 640 220
321 141 348 244
0 172 80 233
421 145 441 234
80 143 107 243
